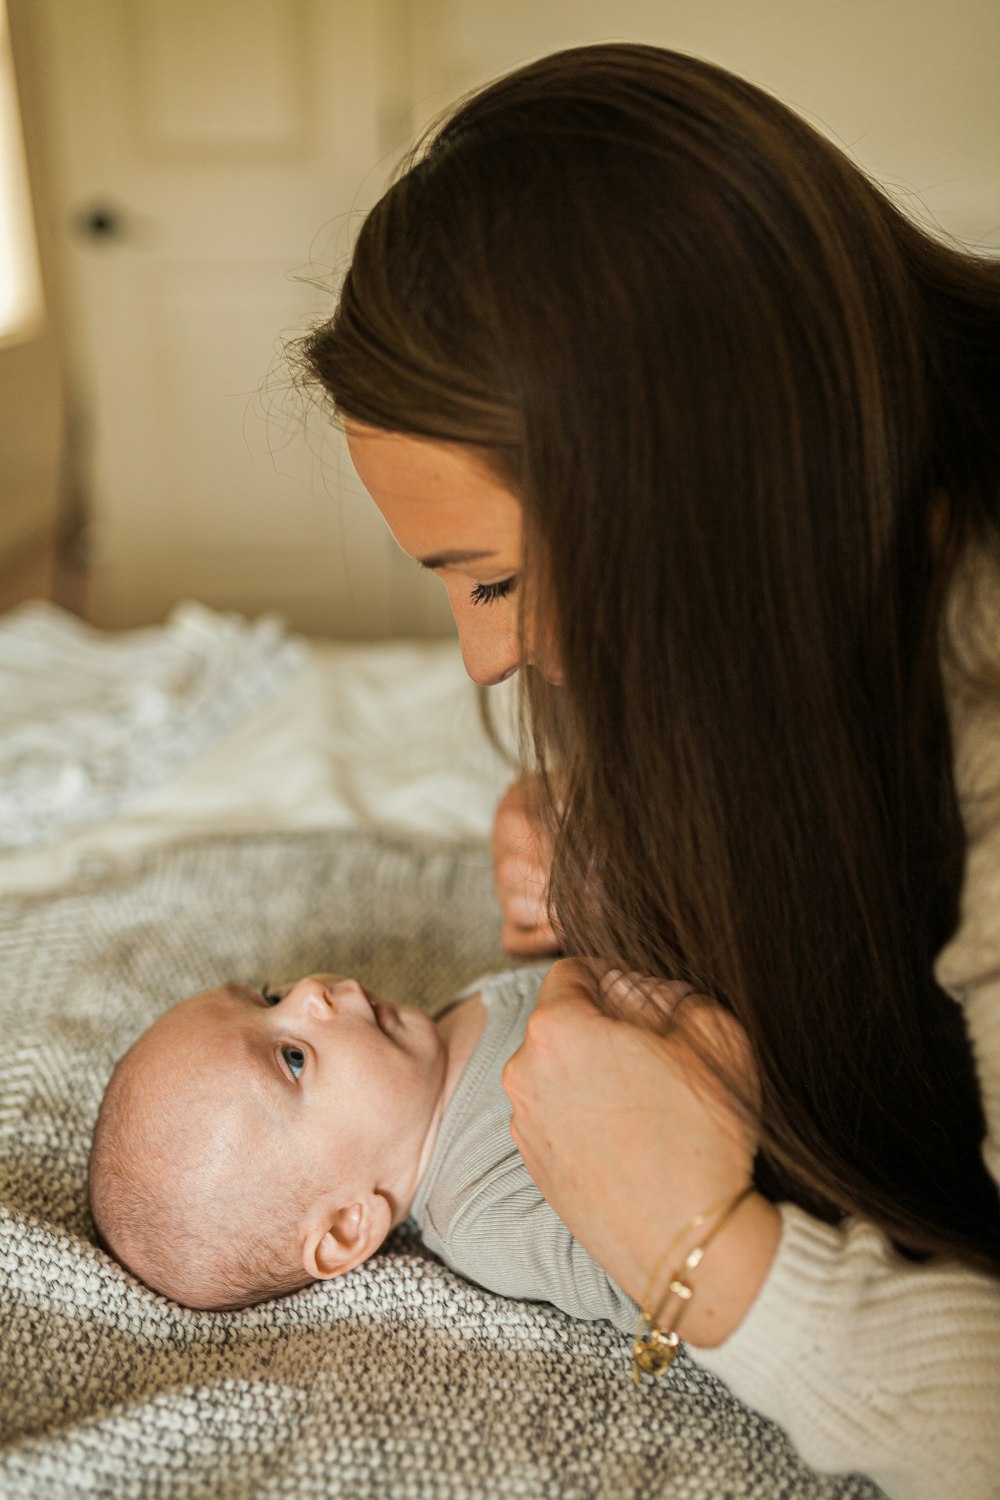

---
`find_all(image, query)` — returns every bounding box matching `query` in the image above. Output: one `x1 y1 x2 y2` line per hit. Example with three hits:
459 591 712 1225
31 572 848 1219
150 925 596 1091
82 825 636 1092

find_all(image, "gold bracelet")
632 1185 755 1385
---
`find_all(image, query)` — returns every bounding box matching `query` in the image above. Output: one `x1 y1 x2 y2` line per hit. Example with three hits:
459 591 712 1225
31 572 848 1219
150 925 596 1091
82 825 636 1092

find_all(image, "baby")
89 966 639 1336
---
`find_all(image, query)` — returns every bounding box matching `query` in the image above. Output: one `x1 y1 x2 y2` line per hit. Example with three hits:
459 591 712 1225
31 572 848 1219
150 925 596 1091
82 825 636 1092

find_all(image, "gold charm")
632 1327 680 1381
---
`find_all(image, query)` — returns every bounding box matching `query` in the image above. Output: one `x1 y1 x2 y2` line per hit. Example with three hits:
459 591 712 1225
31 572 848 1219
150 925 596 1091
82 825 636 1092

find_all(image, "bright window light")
0 0 44 343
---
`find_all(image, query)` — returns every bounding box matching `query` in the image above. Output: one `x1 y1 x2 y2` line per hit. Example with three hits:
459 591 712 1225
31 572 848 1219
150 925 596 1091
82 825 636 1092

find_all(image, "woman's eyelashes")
469 576 516 607
282 1045 306 1081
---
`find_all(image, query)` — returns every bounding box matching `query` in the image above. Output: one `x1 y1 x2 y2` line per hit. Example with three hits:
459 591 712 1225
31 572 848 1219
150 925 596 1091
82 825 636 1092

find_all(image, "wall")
4 0 998 634
0 1 63 611
411 0 1000 250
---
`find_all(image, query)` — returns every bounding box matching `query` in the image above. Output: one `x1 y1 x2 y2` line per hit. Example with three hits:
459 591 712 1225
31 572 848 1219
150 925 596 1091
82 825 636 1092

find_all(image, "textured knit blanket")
0 830 882 1499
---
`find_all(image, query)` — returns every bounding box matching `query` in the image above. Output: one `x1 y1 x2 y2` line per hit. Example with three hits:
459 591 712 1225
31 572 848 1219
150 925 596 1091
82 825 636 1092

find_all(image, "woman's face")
345 423 561 685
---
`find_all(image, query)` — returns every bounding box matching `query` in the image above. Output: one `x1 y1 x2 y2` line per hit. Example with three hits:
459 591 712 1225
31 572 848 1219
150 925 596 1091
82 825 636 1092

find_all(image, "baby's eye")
282 1045 305 1081
260 984 282 1007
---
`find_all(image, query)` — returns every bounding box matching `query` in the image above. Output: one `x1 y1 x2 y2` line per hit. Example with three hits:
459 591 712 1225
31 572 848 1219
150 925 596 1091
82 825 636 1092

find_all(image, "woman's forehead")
344 424 521 557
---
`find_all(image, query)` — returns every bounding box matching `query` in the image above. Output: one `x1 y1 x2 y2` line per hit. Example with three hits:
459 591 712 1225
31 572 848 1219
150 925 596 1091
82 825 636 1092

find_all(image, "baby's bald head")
90 975 442 1310
89 1005 309 1310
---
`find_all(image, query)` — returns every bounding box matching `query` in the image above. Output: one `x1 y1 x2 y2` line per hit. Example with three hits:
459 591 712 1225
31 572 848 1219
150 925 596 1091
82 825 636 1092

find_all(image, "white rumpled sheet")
0 603 515 898
0 601 305 851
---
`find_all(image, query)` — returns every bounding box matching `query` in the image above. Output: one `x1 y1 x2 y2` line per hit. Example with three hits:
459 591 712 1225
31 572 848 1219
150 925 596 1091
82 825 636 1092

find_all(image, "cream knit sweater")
698 555 1000 1499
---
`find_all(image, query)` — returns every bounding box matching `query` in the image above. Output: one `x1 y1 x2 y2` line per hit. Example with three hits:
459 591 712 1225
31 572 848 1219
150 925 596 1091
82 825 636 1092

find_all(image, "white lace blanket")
0 601 304 849
0 830 883 1498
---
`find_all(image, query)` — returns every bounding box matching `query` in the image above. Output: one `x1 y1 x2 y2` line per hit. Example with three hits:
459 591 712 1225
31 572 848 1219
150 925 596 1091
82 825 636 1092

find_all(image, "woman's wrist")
630 1191 782 1351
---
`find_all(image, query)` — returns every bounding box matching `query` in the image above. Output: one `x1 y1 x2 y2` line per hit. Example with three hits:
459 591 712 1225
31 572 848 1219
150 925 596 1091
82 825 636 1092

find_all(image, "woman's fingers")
526 958 607 1025
521 960 757 1122
597 967 695 1026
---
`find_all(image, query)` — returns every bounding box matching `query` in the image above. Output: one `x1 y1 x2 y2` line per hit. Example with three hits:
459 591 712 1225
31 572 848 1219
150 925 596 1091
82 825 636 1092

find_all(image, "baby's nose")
286 975 369 1021
326 977 371 1016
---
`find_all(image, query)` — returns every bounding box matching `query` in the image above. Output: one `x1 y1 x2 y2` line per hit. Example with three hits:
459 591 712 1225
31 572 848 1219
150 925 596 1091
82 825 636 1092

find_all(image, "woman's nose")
450 603 522 686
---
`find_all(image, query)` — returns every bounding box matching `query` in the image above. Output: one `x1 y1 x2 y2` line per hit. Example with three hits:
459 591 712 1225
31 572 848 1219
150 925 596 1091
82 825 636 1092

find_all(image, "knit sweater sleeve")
696 580 1000 1500
694 1206 1000 1500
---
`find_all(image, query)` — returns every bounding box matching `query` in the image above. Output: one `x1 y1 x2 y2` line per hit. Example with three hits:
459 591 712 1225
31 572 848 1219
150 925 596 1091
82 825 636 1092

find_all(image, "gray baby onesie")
409 966 640 1340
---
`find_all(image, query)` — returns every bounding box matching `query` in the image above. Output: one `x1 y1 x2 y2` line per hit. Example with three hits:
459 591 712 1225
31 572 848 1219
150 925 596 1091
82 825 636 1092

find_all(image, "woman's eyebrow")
418 548 496 570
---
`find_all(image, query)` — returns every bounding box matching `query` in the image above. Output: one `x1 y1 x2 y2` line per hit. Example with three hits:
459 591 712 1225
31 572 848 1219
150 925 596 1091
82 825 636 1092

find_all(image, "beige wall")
0 333 60 558
412 0 1000 250
0 2 63 606
3 0 997 632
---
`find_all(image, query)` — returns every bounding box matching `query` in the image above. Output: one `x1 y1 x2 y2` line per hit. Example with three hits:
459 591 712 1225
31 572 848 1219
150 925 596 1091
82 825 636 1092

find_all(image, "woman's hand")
502 959 781 1347
492 776 561 956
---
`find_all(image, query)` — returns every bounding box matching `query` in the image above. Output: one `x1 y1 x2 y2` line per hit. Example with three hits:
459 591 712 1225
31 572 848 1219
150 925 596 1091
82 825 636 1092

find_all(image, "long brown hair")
300 44 1000 1271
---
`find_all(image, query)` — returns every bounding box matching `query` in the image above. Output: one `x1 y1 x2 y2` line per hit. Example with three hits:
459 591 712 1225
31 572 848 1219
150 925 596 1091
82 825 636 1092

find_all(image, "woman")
301 44 1000 1497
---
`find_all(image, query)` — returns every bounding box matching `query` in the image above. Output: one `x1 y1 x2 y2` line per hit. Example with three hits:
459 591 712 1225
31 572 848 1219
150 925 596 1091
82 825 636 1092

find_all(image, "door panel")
25 0 453 637
132 0 308 155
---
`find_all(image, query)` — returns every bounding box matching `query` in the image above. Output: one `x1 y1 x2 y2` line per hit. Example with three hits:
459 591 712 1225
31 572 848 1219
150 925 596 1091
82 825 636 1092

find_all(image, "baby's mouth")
371 999 398 1035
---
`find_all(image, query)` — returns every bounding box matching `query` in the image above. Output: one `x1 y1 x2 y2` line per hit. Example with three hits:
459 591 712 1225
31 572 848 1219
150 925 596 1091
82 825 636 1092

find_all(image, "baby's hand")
492 776 561 956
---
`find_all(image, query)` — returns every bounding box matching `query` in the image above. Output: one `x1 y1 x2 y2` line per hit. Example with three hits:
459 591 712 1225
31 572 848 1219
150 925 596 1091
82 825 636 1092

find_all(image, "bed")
0 602 881 1499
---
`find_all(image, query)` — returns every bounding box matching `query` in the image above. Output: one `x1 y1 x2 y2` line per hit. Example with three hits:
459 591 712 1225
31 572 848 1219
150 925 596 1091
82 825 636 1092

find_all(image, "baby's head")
89 975 445 1310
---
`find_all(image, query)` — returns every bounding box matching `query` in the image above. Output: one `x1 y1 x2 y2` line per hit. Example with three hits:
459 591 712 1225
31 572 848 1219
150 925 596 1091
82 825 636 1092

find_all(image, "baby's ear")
301 1194 392 1281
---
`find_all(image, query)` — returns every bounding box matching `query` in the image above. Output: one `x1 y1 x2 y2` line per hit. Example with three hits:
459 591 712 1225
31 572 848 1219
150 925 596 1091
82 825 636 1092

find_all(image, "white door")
22 0 454 637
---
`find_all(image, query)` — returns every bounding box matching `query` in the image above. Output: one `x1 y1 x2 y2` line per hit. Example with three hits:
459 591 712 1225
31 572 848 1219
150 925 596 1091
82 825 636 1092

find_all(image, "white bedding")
0 605 516 898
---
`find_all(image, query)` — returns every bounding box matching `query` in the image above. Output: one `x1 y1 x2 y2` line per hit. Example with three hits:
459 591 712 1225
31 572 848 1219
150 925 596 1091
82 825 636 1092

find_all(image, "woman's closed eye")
281 1045 306 1081
469 576 516 607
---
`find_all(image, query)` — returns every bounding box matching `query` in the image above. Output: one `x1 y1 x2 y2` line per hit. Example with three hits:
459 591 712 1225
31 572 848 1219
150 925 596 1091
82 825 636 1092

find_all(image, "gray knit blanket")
0 830 882 1499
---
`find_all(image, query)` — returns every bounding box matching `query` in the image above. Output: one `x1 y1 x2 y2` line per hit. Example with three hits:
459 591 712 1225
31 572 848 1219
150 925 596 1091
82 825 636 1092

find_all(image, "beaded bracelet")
632 1185 755 1384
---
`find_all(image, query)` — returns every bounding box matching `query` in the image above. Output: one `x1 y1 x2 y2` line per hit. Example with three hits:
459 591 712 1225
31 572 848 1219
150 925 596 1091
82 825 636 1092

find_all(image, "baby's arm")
419 1153 640 1339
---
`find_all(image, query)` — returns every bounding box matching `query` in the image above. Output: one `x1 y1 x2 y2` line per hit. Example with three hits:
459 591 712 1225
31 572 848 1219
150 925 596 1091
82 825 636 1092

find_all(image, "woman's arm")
696 1202 1000 1498
502 961 1000 1500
